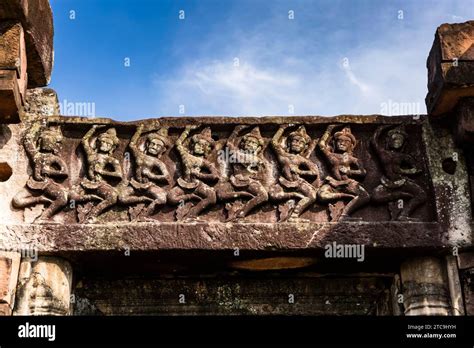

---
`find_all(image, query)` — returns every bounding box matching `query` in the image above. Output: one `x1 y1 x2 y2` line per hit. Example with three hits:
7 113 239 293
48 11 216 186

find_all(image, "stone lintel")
0 222 445 254
0 114 470 260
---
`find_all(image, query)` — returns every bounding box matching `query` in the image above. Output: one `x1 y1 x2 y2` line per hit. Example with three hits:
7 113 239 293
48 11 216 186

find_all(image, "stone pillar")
446 255 465 315
400 257 451 315
13 257 73 315
0 251 21 315
458 252 474 315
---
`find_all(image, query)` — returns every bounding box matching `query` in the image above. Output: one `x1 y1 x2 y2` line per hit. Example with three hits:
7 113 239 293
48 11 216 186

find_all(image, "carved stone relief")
11 119 433 224
371 125 427 221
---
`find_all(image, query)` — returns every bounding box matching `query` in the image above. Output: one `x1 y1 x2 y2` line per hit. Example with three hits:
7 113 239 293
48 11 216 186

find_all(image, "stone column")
13 257 73 315
458 252 474 315
0 251 21 315
400 257 451 315
446 255 465 315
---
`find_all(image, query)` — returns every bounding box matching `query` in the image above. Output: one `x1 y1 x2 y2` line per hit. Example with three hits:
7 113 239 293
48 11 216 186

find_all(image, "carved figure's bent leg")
12 188 51 209
186 182 216 218
291 181 318 218
317 183 354 202
87 182 118 221
372 180 427 220
398 180 427 219
118 184 153 206
236 180 268 218
340 181 370 217
145 185 167 216
38 182 68 220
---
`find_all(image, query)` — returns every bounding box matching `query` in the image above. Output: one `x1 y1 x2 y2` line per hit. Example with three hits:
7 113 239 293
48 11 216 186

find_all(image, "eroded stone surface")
426 20 474 116
0 114 470 254
5 116 435 225
400 257 451 315
73 276 393 315
0 221 445 253
13 257 72 315
24 88 60 118
0 0 54 87
0 251 20 315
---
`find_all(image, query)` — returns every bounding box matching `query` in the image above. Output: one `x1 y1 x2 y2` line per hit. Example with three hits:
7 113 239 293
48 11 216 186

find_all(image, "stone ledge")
0 222 446 253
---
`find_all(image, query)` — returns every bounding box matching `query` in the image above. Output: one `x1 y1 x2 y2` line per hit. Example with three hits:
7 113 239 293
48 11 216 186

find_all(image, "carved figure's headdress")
191 127 214 144
242 127 264 146
39 127 63 143
387 125 408 139
98 128 120 147
334 127 356 146
146 127 169 146
288 125 311 144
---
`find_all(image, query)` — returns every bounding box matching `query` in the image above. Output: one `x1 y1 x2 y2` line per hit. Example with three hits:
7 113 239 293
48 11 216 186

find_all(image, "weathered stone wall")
73 275 394 315
0 0 473 316
1 115 469 255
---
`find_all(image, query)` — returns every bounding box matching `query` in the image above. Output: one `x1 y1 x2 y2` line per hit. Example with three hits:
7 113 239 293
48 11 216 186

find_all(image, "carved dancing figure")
73 125 151 223
317 125 370 220
217 125 270 221
168 125 219 221
13 122 69 222
371 125 427 221
128 124 171 220
270 125 320 221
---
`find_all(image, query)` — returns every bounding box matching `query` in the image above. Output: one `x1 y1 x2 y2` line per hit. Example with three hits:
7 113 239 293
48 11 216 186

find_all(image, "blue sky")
49 0 473 121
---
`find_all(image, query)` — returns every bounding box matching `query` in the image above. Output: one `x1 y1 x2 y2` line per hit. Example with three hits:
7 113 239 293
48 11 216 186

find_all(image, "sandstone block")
13 257 73 315
0 70 22 123
0 21 27 123
401 257 451 315
426 20 474 116
0 251 21 315
0 0 53 87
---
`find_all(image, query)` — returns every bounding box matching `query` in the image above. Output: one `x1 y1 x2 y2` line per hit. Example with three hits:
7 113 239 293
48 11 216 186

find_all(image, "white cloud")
341 61 372 96
152 1 472 117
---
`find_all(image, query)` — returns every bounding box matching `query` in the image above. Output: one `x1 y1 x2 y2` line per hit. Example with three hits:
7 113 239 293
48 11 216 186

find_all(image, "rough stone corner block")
24 87 60 118
0 21 27 123
426 20 474 117
13 257 73 316
0 0 54 88
0 251 21 315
